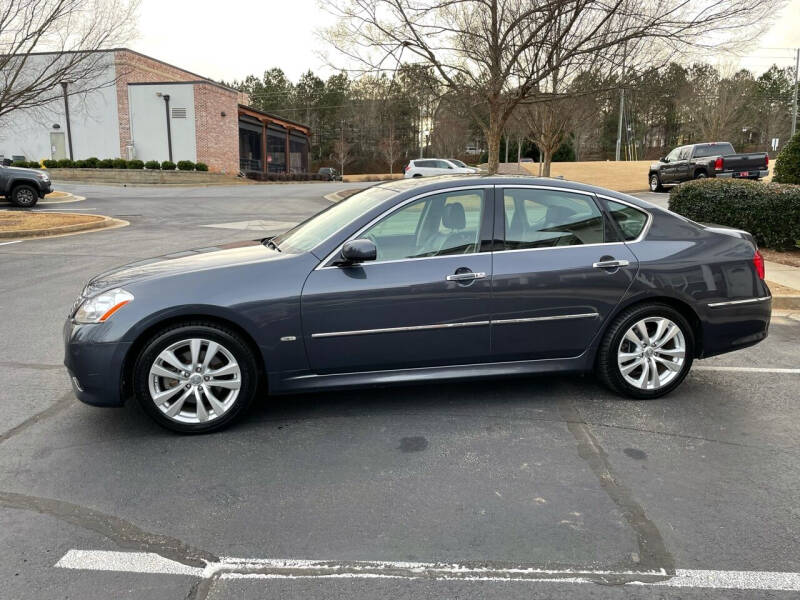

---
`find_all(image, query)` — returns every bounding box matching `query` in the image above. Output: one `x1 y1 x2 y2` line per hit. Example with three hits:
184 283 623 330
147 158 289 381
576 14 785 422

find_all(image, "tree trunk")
542 149 552 177
486 119 503 174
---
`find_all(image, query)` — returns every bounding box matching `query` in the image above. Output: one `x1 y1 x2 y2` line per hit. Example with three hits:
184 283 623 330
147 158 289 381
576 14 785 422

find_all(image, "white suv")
404 158 477 178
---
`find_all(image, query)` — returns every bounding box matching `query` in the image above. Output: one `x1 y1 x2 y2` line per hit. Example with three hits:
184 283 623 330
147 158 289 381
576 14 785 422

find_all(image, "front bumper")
63 318 130 406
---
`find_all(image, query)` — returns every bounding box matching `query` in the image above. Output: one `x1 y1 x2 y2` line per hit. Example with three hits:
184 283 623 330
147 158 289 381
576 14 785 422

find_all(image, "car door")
301 187 494 373
490 186 639 361
673 146 692 181
660 147 681 183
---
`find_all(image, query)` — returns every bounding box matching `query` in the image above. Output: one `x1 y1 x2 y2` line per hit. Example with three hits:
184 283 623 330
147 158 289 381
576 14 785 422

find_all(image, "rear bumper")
715 169 769 179
63 319 129 407
700 295 771 358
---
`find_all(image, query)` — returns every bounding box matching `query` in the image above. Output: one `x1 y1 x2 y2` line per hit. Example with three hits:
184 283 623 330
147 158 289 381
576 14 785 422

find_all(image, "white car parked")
404 158 478 178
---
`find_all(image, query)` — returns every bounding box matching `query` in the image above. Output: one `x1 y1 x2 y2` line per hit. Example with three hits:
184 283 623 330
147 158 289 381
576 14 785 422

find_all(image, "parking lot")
1 182 799 599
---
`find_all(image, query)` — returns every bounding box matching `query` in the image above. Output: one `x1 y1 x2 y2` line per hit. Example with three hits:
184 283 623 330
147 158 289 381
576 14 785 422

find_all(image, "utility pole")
60 82 74 160
615 88 624 161
792 48 799 137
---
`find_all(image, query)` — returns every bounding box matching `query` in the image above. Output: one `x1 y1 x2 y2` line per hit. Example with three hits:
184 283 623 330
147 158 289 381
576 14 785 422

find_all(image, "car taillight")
766 155 770 168
404 164 410 172
714 157 723 171
753 250 765 280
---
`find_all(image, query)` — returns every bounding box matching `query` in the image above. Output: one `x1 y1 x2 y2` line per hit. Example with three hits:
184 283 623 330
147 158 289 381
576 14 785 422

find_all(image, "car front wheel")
596 304 693 399
11 184 39 207
649 173 664 192
133 322 259 433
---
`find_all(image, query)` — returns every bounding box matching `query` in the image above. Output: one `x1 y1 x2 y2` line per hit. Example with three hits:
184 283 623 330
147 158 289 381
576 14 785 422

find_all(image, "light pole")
161 94 173 162
792 48 799 137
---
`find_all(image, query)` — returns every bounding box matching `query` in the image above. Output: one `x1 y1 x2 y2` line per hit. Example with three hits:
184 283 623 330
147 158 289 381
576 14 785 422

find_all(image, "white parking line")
0 240 21 246
694 366 800 374
55 550 800 591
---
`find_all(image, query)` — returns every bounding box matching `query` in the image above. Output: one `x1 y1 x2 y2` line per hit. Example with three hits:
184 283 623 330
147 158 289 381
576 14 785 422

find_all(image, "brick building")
0 49 310 175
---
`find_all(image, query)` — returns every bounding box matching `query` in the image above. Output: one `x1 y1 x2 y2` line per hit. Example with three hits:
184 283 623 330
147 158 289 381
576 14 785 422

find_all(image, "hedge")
774 130 800 184
144 160 161 170
161 160 176 171
245 172 328 182
668 178 800 250
195 162 208 171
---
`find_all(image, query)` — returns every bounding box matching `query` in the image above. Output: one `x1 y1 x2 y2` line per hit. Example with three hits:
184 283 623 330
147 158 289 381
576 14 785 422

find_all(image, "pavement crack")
0 490 217 568
0 392 74 445
559 400 675 575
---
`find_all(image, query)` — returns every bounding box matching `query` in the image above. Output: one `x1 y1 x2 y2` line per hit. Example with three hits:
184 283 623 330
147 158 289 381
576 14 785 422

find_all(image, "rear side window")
417 160 436 168
502 189 605 249
604 200 649 241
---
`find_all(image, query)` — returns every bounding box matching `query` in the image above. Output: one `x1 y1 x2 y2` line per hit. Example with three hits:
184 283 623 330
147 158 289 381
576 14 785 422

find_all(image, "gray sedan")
64 175 771 432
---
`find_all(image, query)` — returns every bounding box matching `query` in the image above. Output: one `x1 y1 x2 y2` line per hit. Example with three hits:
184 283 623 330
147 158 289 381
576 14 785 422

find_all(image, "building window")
267 130 286 173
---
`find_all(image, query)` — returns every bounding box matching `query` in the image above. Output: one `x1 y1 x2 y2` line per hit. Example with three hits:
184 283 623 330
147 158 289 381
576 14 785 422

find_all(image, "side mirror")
338 239 376 265
660 157 668 163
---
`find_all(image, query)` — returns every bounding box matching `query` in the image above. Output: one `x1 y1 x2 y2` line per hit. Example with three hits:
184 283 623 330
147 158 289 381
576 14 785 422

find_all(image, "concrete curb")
0 192 85 206
0 213 125 240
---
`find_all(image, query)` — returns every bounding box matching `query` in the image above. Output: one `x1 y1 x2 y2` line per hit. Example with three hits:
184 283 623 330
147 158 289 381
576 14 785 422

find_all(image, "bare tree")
321 0 778 173
378 121 401 174
333 137 352 176
0 0 139 121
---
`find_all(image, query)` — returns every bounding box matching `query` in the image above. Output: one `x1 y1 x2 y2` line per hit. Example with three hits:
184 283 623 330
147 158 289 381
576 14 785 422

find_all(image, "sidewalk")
765 261 800 309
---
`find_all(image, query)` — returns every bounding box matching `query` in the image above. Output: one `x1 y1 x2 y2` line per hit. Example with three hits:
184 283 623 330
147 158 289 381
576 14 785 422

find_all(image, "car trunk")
721 153 767 174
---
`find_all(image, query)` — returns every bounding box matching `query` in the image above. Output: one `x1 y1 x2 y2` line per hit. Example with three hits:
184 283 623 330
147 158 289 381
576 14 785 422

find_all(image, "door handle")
446 272 486 281
592 259 629 269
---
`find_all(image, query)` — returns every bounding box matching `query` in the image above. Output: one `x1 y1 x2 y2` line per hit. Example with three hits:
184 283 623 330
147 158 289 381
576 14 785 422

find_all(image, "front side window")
604 200 649 241
360 190 485 261
665 147 681 162
503 189 605 249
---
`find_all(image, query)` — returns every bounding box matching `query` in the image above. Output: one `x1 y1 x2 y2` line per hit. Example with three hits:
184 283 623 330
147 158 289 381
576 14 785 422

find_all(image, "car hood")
1 165 46 177
84 239 277 295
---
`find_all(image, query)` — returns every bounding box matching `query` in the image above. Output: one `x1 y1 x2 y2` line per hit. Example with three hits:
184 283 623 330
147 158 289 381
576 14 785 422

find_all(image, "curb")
41 192 86 204
0 214 125 239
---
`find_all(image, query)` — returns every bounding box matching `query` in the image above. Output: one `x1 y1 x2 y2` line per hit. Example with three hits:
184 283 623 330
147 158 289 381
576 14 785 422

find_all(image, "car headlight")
74 288 134 324
37 172 50 181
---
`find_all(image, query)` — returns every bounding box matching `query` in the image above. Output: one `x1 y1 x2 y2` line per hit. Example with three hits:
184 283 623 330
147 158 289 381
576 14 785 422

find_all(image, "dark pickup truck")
0 164 52 207
648 142 769 192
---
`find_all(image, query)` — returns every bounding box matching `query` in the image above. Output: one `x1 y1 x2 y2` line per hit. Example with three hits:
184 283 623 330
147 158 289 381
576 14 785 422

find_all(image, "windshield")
448 159 467 168
273 186 395 253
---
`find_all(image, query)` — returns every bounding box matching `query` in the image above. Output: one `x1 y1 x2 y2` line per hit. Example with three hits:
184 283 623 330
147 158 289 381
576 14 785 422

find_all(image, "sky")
130 0 800 85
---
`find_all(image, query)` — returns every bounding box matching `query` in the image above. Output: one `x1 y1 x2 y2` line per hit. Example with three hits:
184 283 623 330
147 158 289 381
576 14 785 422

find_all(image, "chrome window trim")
311 320 490 339
315 185 494 270
311 312 600 338
707 296 771 308
492 312 599 325
595 193 654 244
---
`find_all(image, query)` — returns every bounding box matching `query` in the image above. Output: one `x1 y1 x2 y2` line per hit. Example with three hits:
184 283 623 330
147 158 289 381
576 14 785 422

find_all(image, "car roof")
379 174 654 210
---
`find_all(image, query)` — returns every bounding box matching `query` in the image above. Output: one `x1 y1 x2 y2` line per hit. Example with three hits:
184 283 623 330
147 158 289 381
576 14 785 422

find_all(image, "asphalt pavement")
0 182 798 599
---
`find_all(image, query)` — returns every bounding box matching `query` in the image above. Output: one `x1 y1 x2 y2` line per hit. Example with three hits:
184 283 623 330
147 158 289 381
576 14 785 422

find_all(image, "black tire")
694 171 707 180
596 303 694 400
412 173 423 178
648 173 664 192
11 184 39 207
133 322 259 433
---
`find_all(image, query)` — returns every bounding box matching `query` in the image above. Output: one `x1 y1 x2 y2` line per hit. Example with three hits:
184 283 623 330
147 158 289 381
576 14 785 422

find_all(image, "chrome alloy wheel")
649 174 659 191
147 338 241 424
617 317 686 390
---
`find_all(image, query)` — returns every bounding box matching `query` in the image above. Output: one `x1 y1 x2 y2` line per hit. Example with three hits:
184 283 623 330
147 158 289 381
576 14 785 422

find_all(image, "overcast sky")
130 0 800 84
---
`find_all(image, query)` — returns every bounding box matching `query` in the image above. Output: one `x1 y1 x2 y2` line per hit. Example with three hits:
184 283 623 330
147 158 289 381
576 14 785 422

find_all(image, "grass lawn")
0 211 103 234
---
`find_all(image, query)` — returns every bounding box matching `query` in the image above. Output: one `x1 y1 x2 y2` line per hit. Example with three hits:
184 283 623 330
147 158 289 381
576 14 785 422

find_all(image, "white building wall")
0 53 121 162
127 83 197 163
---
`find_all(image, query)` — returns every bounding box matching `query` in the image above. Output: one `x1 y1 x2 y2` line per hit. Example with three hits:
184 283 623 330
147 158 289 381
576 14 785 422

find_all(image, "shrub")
773 130 800 184
43 159 58 168
28 161 41 168
98 159 115 169
195 162 208 172
177 160 195 171
668 178 800 250
111 158 126 169
85 157 100 168
73 160 87 168
126 159 144 170
144 160 161 170
161 160 176 171
12 160 27 167
56 158 74 168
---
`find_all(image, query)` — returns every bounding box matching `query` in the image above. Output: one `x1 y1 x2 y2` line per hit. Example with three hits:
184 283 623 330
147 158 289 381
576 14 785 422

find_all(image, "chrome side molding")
492 313 599 325
707 296 771 308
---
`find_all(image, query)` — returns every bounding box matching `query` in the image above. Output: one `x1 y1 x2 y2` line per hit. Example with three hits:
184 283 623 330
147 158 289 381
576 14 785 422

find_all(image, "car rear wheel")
596 303 693 399
11 184 39 207
133 322 259 433
648 173 664 192
412 173 423 178
694 171 707 179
